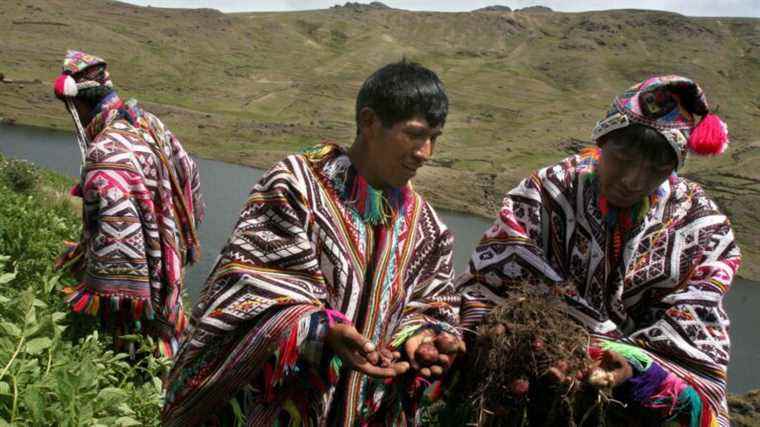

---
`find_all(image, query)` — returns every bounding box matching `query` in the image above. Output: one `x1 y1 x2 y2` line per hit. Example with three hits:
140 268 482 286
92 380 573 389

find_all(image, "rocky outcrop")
518 6 553 12
332 2 391 11
730 390 760 426
475 5 512 12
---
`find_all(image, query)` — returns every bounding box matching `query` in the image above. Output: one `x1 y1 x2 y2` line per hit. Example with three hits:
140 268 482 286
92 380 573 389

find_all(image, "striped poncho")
456 150 740 426
162 143 460 426
58 94 203 357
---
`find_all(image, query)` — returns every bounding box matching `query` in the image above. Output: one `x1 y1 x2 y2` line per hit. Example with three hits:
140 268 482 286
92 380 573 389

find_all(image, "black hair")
599 123 678 168
355 59 449 133
71 65 113 106
77 85 113 105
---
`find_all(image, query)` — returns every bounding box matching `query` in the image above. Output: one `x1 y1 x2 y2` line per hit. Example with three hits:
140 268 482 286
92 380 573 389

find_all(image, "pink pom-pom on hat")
687 113 729 155
54 51 111 100
54 74 78 99
592 75 731 169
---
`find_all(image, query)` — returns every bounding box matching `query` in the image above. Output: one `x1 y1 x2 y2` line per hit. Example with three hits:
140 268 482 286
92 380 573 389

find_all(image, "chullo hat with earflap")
591 75 729 170
53 50 118 166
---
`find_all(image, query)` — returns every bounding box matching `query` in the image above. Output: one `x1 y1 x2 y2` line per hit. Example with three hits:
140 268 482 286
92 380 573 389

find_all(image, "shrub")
0 159 40 194
0 172 79 286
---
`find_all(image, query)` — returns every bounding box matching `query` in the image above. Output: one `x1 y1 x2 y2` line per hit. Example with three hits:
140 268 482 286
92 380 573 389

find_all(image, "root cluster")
458 292 604 426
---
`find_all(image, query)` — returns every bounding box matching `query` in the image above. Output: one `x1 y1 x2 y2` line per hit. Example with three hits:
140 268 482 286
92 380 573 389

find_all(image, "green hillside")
1 0 758 278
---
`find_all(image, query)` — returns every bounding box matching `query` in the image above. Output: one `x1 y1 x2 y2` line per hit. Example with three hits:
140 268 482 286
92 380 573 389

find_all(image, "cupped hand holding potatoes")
404 328 465 378
326 323 410 378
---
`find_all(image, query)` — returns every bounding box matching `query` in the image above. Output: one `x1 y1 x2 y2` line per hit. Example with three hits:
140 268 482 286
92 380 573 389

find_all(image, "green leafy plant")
0 163 166 426
0 159 40 194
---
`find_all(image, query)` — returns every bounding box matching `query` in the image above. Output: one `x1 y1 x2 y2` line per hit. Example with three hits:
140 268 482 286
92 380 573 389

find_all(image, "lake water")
2 123 758 393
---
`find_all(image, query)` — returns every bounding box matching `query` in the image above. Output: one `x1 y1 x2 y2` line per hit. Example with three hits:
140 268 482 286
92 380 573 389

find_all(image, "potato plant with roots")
453 291 618 427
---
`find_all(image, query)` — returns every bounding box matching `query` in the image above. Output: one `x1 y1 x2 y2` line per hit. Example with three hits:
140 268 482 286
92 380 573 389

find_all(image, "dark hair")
599 123 677 168
355 60 449 133
71 65 113 106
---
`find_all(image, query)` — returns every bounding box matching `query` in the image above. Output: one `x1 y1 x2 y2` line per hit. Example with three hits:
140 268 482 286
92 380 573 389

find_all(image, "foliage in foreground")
0 155 166 426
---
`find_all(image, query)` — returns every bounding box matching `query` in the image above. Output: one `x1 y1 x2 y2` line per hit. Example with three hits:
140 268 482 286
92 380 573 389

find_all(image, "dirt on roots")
451 291 612 427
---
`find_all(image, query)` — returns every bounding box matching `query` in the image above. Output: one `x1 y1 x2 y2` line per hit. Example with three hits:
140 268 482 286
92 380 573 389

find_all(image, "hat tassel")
54 74 78 98
688 113 729 155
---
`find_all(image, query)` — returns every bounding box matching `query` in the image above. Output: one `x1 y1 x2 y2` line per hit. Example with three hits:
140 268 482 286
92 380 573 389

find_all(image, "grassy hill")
1 0 759 279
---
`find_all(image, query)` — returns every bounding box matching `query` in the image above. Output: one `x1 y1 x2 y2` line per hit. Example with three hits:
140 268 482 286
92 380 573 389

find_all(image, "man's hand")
586 350 633 388
326 323 409 378
543 350 632 390
404 329 465 378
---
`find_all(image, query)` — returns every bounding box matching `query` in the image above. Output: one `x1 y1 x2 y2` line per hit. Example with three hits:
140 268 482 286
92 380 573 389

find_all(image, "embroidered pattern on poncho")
57 94 204 357
162 143 460 426
456 151 740 426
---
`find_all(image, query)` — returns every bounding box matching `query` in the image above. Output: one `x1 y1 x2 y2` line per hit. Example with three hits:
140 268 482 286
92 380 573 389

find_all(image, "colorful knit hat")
53 50 113 100
591 75 729 169
53 51 116 167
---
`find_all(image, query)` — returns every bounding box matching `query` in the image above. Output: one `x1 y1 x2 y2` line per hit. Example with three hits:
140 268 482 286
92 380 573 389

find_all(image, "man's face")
363 113 442 189
597 138 675 208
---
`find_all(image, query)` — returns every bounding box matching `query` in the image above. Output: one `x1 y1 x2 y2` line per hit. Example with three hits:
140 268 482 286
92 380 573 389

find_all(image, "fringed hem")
259 310 341 424
63 284 155 320
265 310 343 391
63 284 183 358
157 336 181 359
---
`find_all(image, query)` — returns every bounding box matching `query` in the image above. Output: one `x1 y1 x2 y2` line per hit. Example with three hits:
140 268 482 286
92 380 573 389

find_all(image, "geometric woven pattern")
59 96 203 358
162 144 459 426
456 152 741 426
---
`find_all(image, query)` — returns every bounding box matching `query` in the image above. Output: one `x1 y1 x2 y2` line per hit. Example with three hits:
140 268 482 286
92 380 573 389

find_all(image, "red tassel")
72 292 90 313
272 327 299 385
588 346 603 360
133 299 144 320
688 114 728 155
599 195 609 216
353 176 366 213
328 356 342 385
69 184 83 198
281 327 299 367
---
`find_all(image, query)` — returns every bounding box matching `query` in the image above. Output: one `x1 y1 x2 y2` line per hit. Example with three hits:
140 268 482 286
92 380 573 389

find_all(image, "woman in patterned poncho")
53 50 204 357
162 61 464 426
457 76 740 426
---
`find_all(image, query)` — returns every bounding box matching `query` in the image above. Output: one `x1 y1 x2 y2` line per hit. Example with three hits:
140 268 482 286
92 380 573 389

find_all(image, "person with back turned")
53 50 204 357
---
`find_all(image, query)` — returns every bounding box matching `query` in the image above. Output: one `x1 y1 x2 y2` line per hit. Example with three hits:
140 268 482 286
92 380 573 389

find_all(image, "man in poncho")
53 50 204 357
457 76 740 426
162 60 464 426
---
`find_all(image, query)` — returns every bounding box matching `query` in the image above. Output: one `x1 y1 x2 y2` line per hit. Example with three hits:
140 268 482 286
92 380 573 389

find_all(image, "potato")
510 378 530 397
415 342 440 365
435 333 459 354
